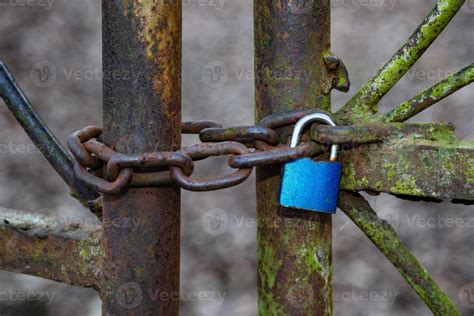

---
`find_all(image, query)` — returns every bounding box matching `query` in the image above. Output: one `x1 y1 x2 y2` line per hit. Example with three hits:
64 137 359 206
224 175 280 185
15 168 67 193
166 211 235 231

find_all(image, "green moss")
466 162 474 184
341 163 370 189
31 248 48 265
79 233 104 262
341 194 460 315
293 242 325 282
338 0 465 121
257 237 284 316
258 292 284 316
390 175 422 196
258 238 282 290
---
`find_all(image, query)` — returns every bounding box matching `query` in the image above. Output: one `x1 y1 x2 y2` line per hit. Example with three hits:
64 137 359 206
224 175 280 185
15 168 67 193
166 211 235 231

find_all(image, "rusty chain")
68 109 335 194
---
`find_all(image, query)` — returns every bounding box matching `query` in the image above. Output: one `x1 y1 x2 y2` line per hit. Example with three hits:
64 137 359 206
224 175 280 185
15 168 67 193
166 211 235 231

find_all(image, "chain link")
68 109 334 194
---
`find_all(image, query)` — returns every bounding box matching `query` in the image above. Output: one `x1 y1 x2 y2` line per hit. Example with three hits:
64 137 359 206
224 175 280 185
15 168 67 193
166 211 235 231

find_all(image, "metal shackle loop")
290 112 339 161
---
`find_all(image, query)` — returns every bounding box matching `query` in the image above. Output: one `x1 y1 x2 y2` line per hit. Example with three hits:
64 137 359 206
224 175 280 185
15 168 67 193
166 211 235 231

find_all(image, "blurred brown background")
0 0 473 315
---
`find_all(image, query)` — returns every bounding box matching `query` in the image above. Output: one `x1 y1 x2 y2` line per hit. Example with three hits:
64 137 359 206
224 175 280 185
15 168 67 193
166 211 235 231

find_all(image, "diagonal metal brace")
339 191 460 316
0 61 99 204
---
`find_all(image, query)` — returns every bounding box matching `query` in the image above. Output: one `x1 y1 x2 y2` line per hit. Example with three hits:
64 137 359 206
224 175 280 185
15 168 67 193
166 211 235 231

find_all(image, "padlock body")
280 158 342 213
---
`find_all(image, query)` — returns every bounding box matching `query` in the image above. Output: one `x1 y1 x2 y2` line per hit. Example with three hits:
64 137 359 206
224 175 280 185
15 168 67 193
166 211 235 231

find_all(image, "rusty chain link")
68 109 333 194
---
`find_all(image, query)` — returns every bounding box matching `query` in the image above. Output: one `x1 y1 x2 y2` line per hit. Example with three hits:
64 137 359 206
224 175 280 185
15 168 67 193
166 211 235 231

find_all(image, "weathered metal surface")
312 122 474 202
181 120 222 134
68 126 103 169
322 55 350 93
255 0 333 314
338 137 474 202
312 122 456 145
101 1 181 315
170 142 252 191
338 0 465 122
200 126 279 145
230 143 323 169
73 161 133 195
384 63 474 122
0 207 103 289
0 61 99 203
339 192 460 315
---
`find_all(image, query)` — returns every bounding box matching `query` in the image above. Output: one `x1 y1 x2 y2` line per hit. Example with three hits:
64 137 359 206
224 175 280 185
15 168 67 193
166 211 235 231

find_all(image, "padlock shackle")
290 112 339 161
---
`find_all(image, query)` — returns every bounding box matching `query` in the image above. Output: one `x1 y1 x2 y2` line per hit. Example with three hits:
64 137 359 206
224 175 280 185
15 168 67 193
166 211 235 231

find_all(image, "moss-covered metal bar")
338 191 460 316
338 0 465 122
338 137 474 202
313 122 474 201
255 0 334 314
0 207 103 289
312 122 455 145
384 63 474 122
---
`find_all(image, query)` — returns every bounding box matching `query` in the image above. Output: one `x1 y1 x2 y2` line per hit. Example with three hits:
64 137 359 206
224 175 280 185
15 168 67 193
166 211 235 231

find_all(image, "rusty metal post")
101 1 181 315
255 1 333 314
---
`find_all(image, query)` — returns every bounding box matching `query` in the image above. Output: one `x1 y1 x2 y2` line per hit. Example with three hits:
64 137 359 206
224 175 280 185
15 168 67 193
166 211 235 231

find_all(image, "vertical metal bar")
101 1 181 315
254 1 333 314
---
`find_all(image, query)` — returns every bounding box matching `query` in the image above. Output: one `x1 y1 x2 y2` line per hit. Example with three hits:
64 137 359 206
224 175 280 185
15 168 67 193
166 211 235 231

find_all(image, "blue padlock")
280 112 342 213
